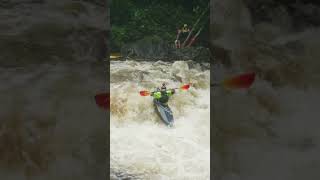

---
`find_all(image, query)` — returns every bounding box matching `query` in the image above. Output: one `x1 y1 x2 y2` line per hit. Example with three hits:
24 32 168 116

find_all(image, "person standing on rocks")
175 24 190 48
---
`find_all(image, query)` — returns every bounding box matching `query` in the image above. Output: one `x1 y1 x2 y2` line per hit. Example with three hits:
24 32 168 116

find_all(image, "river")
110 60 210 180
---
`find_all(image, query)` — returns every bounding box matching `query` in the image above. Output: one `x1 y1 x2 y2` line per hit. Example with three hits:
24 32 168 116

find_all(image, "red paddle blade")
180 84 190 90
139 91 150 96
95 93 109 110
222 72 256 89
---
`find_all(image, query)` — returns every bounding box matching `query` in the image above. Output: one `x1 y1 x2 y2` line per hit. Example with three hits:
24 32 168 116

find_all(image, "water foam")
110 60 210 179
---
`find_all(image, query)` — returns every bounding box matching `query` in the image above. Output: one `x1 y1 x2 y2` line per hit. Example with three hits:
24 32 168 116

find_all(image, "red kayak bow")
221 72 256 89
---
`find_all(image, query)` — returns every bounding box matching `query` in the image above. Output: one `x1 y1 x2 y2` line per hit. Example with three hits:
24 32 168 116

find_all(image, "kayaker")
151 83 175 104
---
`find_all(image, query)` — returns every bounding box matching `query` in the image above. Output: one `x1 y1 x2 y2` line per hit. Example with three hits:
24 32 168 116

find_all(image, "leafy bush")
110 0 209 51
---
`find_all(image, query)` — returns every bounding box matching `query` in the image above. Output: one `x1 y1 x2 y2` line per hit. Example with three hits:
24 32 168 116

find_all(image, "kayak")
153 99 174 127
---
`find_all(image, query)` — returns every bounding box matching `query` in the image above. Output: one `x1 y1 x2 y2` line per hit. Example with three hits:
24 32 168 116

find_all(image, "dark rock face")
120 37 210 62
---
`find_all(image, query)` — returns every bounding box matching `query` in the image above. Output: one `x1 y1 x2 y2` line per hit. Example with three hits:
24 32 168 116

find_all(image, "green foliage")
110 0 209 51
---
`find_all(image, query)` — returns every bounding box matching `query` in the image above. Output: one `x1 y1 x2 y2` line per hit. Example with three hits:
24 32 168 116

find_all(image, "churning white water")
213 68 320 180
0 62 107 179
211 28 320 179
110 60 210 179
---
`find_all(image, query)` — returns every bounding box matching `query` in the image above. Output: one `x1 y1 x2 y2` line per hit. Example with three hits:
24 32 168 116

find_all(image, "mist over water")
110 60 210 179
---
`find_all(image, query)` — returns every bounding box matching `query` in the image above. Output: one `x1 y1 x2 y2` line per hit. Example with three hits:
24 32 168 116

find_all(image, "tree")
110 0 209 51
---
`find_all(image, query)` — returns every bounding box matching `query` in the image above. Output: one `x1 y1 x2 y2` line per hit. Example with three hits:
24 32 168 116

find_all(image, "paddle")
139 91 151 96
95 72 254 110
94 84 191 111
139 84 191 96
213 72 256 90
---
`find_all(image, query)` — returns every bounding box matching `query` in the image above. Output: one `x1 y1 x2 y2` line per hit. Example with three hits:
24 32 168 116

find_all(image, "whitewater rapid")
0 62 107 179
212 60 320 180
110 60 210 179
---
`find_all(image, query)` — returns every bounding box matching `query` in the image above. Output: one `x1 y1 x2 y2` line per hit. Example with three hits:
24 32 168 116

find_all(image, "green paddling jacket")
151 89 175 104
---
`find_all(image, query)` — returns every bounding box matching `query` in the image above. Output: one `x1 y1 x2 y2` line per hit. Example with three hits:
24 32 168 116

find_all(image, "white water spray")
110 60 210 179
